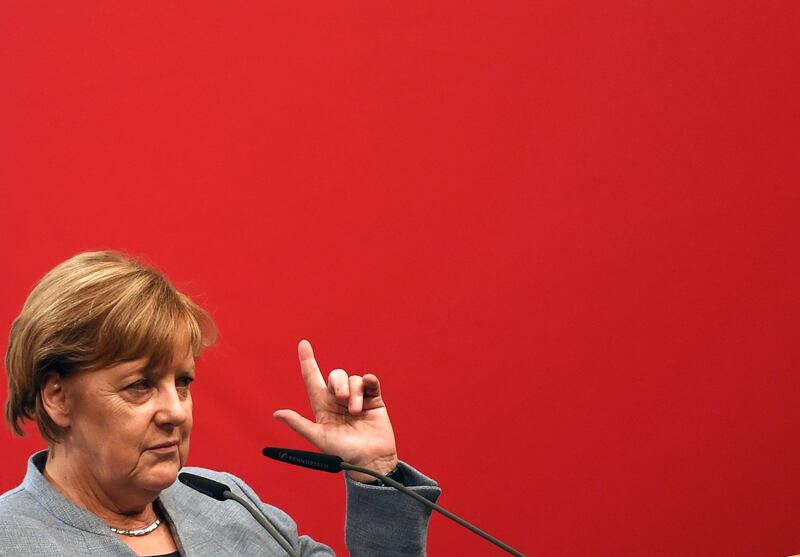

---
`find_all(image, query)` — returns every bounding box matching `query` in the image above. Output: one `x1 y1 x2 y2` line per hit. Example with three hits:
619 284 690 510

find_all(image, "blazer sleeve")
224 460 441 557
344 461 441 557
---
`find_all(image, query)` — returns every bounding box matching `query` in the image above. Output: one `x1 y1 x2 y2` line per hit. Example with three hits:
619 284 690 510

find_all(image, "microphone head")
178 472 231 501
262 447 343 473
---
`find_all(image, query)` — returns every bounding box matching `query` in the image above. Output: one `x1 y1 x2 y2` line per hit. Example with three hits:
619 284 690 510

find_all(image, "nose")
153 382 190 427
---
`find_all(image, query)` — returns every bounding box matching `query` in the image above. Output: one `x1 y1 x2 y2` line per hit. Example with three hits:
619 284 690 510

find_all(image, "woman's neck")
43 446 159 531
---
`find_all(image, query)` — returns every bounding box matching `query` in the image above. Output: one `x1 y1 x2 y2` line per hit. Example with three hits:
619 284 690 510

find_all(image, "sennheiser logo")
278 452 328 470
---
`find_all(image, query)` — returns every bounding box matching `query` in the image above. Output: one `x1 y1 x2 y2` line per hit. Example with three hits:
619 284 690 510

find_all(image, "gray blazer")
0 451 441 556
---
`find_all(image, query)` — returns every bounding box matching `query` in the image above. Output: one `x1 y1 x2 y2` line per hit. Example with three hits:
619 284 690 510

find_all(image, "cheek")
184 397 193 432
74 398 137 443
108 409 153 454
180 400 193 451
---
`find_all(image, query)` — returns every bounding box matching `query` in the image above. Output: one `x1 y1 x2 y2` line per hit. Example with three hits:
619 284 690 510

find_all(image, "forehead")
98 347 196 378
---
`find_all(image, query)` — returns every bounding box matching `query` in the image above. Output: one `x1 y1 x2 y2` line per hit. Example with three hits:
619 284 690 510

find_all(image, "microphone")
178 472 299 557
262 447 343 473
262 448 527 557
177 471 228 500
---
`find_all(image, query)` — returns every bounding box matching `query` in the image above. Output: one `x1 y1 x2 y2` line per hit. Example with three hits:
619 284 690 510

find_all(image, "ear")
40 372 72 429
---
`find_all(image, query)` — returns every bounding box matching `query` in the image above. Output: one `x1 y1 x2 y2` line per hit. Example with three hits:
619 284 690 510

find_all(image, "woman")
0 251 440 556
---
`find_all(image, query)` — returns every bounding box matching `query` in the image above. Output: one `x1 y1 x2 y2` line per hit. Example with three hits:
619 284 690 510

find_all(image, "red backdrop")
1 2 798 556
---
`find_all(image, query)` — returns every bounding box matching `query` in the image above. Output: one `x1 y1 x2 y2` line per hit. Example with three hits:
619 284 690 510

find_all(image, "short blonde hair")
4 251 216 443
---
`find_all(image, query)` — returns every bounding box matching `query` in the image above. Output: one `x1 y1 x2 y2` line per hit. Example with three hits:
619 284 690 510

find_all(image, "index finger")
298 339 327 394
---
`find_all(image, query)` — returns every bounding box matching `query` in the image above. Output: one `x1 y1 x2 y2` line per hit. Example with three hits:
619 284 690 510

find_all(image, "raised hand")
272 340 398 483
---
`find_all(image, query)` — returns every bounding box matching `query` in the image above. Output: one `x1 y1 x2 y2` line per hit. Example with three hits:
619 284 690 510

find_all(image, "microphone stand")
178 472 299 557
223 490 300 557
340 462 526 557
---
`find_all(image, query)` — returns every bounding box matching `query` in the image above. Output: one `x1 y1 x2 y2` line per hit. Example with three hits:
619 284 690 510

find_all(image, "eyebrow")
111 359 148 374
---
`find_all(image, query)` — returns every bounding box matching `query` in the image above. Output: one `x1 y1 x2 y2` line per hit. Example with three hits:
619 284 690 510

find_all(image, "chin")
141 462 182 492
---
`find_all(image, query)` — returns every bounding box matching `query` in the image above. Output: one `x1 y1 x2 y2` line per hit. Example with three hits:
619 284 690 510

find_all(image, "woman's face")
60 344 195 498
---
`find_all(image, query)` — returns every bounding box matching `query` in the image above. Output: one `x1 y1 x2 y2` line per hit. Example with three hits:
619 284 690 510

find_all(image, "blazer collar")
22 450 228 555
23 450 117 536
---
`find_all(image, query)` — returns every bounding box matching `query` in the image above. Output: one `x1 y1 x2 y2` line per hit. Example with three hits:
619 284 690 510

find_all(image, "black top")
147 553 180 557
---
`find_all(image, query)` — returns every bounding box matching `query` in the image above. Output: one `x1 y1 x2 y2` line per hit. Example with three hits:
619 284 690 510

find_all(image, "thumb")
272 409 320 445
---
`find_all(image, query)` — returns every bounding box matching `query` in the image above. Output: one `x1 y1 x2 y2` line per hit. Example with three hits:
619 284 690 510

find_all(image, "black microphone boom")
262 447 527 557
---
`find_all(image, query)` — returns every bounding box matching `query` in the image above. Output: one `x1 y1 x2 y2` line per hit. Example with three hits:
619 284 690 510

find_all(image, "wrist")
366 463 405 487
346 455 399 484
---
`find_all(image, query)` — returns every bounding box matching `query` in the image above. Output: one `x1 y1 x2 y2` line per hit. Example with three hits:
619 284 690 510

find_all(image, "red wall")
1 2 797 556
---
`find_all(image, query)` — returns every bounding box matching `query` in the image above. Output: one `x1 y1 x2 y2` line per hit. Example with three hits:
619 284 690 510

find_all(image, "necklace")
109 518 161 537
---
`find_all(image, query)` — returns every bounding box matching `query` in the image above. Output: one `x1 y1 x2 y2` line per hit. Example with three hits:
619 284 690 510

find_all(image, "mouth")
147 441 179 453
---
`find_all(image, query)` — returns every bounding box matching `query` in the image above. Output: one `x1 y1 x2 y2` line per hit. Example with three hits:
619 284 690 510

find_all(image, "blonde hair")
4 251 216 443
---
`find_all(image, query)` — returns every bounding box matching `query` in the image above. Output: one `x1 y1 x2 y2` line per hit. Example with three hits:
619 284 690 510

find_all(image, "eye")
176 376 194 389
126 379 152 392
